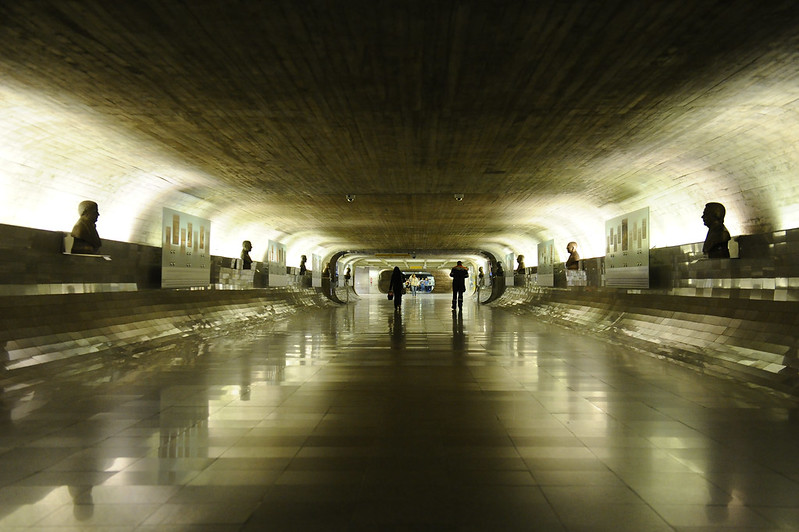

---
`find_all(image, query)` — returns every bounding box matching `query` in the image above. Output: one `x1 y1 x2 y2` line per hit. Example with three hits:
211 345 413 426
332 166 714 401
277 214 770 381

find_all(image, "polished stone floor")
1 292 799 531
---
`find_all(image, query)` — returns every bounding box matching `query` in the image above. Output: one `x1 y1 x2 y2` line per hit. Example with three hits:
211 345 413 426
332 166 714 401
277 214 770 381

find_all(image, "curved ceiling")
2 1 799 265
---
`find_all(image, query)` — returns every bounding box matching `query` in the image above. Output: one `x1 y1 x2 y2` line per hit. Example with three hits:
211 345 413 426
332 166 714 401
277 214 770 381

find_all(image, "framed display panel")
537 239 555 287
267 240 288 287
312 253 322 288
605 207 650 288
161 208 211 289
505 252 515 286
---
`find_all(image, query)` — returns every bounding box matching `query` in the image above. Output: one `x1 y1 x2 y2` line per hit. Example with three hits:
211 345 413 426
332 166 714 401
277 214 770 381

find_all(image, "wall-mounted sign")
505 252 515 286
161 208 211 288
605 207 650 288
537 239 555 287
267 240 288 286
312 253 322 288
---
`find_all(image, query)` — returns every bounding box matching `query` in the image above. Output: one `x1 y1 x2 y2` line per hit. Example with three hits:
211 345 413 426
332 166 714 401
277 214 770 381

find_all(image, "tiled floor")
1 292 799 531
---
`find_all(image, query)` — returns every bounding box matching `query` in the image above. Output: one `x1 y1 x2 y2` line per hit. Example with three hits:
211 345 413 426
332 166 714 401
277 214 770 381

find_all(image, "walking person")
409 274 420 296
389 266 405 310
450 261 469 312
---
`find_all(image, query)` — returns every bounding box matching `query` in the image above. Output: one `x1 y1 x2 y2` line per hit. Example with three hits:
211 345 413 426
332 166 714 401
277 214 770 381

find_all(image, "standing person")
299 255 307 275
450 261 469 312
344 267 352 285
478 266 485 287
409 274 420 296
389 266 404 310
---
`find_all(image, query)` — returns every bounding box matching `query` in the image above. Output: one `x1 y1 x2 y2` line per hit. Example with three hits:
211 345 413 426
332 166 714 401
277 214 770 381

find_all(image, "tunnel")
1 2 799 530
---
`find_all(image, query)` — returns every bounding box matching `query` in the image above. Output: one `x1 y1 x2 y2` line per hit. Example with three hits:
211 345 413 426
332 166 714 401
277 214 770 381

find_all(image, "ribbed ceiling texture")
1 1 799 263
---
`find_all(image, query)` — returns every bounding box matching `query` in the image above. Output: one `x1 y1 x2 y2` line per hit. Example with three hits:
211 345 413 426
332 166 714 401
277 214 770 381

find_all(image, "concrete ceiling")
2 1 799 265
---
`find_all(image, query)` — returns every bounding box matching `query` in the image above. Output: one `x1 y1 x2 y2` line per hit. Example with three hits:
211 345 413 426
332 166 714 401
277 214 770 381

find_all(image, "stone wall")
0 223 162 294
0 287 335 373
0 223 302 293
494 228 799 395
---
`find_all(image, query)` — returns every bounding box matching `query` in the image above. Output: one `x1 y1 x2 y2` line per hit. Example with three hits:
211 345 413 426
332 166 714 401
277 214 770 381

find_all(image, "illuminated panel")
312 253 322 288
504 252 515 286
267 240 288 287
161 208 211 288
605 207 650 288
537 239 555 287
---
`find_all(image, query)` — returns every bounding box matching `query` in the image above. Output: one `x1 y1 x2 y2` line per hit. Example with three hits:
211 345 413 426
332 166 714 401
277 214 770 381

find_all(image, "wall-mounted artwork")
312 253 322 288
605 207 650 288
161 208 211 288
537 239 555 287
505 252 515 286
267 240 288 286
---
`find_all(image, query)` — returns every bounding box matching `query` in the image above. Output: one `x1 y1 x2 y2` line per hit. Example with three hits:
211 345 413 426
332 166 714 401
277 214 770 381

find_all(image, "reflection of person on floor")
389 266 404 310
69 485 95 520
452 309 465 351
450 261 469 312
70 200 101 254
389 311 404 349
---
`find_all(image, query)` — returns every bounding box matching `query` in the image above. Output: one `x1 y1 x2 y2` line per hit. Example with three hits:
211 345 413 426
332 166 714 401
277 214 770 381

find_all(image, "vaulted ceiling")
2 1 799 264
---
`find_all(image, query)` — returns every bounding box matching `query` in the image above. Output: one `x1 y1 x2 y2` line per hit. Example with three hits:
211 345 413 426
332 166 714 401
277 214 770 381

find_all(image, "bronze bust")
241 240 253 269
702 202 731 258
565 242 580 270
70 201 101 254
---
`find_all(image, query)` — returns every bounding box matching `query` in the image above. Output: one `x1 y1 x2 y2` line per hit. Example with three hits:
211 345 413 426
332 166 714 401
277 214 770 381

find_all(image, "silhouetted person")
299 255 307 275
702 202 731 259
241 240 253 269
478 266 485 287
450 260 469 312
516 255 525 273
495 261 504 277
566 241 580 270
389 266 404 310
344 267 351 285
70 200 101 254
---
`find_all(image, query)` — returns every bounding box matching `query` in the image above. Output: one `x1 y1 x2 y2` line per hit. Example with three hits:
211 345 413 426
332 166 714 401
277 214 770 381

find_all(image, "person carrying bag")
389 266 404 310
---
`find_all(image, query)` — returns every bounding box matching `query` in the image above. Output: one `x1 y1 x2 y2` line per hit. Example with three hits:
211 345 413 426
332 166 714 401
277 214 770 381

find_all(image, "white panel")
537 239 555 287
161 208 211 289
267 240 288 287
605 207 650 288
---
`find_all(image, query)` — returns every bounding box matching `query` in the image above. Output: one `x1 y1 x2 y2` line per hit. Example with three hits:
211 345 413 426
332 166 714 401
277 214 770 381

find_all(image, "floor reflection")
1 292 798 530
